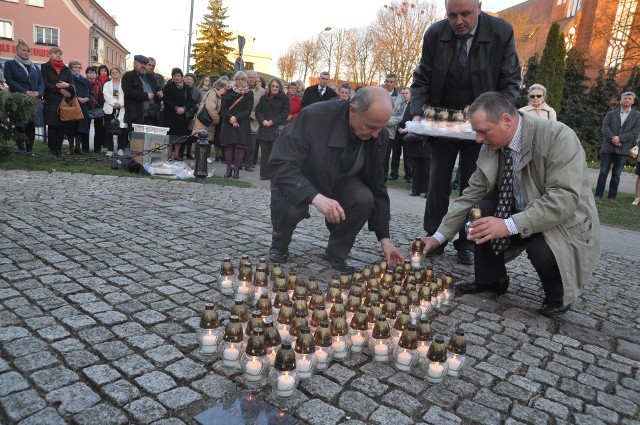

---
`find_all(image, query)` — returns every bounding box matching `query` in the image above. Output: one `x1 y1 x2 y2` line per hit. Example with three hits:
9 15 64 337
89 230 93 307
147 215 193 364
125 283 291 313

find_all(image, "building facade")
0 0 128 74
499 0 639 83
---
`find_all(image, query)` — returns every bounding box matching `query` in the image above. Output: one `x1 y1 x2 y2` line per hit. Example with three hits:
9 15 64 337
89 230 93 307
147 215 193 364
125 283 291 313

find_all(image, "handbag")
197 106 214 127
630 144 639 160
58 96 84 121
87 95 105 119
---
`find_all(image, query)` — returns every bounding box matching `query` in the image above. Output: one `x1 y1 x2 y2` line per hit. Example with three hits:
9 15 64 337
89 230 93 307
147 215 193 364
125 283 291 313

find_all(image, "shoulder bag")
196 91 214 126
58 96 84 121
87 95 105 119
629 143 639 160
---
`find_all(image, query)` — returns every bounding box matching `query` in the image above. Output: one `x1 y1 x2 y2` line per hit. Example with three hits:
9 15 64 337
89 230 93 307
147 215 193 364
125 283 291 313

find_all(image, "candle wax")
351 334 366 351
244 358 263 381
223 347 240 365
374 342 389 362
276 373 295 397
201 333 218 355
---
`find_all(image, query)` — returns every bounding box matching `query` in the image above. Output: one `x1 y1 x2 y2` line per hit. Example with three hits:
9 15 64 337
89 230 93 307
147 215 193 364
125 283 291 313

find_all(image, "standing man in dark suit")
595 91 640 203
300 71 337 109
410 0 521 266
121 55 162 128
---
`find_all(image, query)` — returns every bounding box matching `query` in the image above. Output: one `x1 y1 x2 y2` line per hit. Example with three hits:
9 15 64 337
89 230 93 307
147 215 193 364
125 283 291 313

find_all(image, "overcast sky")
97 0 525 77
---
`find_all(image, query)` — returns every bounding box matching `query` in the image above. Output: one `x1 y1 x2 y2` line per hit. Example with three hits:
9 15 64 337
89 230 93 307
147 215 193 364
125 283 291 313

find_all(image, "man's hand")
147 93 154 100
311 194 345 224
468 216 509 244
412 114 422 122
380 238 404 267
420 236 441 254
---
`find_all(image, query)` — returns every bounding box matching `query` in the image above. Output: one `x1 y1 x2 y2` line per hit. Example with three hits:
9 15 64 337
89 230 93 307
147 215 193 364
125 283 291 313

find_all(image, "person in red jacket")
286 82 301 123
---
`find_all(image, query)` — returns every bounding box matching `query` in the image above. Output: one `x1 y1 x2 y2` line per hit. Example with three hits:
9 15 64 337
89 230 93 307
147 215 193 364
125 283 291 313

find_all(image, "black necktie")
319 87 325 97
457 35 470 72
491 147 513 255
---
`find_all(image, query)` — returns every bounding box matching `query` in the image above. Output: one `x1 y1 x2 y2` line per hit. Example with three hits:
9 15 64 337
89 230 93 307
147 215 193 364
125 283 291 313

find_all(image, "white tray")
405 120 476 140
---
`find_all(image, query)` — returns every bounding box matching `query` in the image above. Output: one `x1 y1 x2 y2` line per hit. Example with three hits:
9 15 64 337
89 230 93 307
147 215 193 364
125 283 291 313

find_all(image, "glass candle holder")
197 304 221 356
269 341 299 398
369 314 392 362
349 306 369 353
219 257 237 296
255 293 273 319
416 317 432 360
313 320 334 371
241 328 269 383
271 291 289 317
426 335 449 383
330 312 351 360
262 317 282 367
236 280 252 302
276 300 294 342
447 329 467 377
222 316 244 369
393 324 418 372
294 327 317 380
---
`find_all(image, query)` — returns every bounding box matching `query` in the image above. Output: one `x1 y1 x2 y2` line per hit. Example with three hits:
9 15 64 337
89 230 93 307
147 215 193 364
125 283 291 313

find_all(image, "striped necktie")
491 147 513 255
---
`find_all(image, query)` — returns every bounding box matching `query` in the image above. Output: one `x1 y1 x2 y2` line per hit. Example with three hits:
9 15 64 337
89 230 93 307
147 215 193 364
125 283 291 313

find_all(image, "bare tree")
372 0 439 88
295 39 322 85
277 47 297 83
343 25 381 86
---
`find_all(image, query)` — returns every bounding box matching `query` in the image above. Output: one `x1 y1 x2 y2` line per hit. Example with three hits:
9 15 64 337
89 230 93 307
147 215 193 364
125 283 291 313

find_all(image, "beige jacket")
437 116 600 304
192 88 222 141
249 85 265 134
519 102 557 121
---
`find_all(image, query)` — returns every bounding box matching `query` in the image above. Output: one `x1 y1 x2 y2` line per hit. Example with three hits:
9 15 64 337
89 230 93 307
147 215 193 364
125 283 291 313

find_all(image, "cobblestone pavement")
1 170 638 425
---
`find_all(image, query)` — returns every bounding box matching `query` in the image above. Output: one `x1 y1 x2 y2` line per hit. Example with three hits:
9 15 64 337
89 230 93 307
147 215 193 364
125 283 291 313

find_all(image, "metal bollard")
194 130 209 182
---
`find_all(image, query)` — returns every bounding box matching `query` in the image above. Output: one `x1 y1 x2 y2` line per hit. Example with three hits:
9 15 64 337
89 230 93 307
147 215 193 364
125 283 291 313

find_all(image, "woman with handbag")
67 61 91 155
192 78 226 163
220 71 254 179
255 78 290 180
85 66 105 153
183 73 203 160
163 68 195 161
103 67 127 157
40 46 75 157
2 39 44 155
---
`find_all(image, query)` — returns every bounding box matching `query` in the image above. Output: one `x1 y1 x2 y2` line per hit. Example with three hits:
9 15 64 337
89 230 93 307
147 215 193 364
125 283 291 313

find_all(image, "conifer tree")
192 0 234 78
579 68 619 159
623 65 640 95
559 48 589 141
537 22 566 112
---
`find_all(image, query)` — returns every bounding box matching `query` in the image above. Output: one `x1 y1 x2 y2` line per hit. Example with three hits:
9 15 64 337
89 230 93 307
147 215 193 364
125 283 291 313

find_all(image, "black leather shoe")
404 176 413 183
409 192 419 197
457 249 474 265
426 245 445 257
387 175 399 181
245 165 254 172
233 169 240 179
322 252 356 273
269 248 289 263
224 168 233 178
538 302 571 317
455 275 510 295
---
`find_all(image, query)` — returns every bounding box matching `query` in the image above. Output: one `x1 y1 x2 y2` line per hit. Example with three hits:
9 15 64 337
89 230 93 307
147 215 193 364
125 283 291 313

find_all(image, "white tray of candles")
405 106 476 140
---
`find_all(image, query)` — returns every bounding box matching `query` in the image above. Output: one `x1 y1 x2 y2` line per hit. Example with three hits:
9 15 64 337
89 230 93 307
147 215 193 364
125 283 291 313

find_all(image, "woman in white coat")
102 67 128 157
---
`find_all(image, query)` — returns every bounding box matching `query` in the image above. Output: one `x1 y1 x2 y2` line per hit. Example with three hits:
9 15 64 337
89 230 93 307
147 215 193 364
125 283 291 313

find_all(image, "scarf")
49 58 65 75
233 85 248 95
14 55 33 67
98 75 109 85
268 92 278 100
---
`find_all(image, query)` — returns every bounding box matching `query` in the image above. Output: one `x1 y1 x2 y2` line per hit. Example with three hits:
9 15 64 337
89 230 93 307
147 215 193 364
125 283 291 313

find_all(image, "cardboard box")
130 131 170 165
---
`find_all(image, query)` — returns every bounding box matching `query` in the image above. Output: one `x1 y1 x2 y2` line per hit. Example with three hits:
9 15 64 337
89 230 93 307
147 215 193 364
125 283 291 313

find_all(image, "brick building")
0 0 128 75
499 0 639 83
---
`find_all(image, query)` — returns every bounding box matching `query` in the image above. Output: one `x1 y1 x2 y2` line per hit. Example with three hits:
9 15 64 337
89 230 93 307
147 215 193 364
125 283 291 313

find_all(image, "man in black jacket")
300 71 337 109
268 86 404 272
121 55 162 127
410 0 521 266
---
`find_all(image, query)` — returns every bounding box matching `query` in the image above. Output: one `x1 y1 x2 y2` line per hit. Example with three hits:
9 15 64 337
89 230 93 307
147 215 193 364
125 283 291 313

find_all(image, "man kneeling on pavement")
420 92 600 317
267 86 405 272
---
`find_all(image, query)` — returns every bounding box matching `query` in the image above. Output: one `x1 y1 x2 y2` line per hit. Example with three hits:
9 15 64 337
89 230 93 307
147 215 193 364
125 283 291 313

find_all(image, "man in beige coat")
420 92 600 317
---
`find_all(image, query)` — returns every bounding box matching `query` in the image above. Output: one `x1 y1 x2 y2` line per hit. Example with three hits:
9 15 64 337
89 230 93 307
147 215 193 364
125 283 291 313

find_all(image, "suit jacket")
121 70 160 124
410 12 521 116
300 84 337 109
3 60 44 97
437 115 600 304
268 100 391 240
601 107 640 154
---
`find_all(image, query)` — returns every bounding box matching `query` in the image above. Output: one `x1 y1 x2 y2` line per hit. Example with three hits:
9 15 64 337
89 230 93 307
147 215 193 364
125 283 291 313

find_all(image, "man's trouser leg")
270 188 310 252
424 138 461 238
452 140 482 251
325 176 374 260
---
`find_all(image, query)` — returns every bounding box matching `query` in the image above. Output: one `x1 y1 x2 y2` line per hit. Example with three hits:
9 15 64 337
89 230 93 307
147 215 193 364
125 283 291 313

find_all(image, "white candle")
443 289 451 306
417 342 430 359
267 348 277 367
276 373 295 397
220 278 234 295
237 284 251 301
447 354 463 377
351 333 366 352
223 347 240 367
244 357 263 381
395 350 413 371
201 332 219 355
410 253 421 268
374 342 389 362
315 349 329 364
392 335 400 348
296 355 313 379
427 361 445 383
332 337 347 359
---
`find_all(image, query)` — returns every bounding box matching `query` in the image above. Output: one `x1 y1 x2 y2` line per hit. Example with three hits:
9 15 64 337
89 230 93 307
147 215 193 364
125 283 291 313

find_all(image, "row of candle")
197 303 467 397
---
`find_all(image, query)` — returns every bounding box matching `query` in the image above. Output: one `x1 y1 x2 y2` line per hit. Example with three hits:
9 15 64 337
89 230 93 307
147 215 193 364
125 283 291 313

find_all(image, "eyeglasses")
529 94 543 99
270 85 280 88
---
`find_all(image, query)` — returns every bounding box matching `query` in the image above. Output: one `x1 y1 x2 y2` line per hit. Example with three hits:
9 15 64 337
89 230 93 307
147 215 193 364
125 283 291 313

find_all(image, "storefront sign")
0 43 50 58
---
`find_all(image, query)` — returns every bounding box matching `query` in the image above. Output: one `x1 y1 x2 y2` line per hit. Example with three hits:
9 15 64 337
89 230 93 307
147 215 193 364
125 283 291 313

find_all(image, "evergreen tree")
192 0 234 78
537 22 566 112
516 54 539 108
558 48 589 141
623 65 640 95
579 68 619 160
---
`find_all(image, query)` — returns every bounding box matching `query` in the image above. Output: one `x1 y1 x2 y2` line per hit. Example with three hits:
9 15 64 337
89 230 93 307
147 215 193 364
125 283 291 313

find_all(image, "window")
35 26 59 45
565 0 582 18
0 20 13 40
2 0 19 3
604 0 638 69
26 0 45 6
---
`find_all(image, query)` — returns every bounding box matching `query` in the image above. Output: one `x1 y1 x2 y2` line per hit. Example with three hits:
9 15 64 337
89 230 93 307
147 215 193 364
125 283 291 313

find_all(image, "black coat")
162 81 195 136
40 61 74 126
121 70 160 124
410 12 521 116
256 91 290 142
300 84 337 109
398 103 430 159
219 88 254 147
268 100 391 240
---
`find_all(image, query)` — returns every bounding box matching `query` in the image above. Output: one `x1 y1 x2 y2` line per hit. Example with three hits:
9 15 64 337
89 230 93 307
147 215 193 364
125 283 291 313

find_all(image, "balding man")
411 0 521 266
268 86 405 272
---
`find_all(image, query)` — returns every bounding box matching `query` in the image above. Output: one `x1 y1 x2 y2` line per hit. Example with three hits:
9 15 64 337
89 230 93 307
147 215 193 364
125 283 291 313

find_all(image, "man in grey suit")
595 91 640 202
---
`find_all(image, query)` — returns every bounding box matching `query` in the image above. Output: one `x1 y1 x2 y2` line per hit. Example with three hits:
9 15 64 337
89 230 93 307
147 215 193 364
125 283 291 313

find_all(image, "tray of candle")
405 120 476 140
